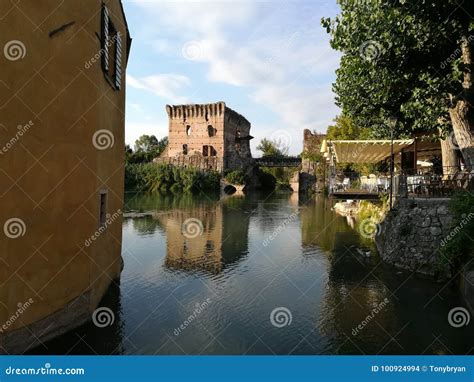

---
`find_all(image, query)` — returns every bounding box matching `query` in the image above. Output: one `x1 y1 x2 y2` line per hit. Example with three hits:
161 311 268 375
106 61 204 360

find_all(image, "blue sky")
122 0 341 155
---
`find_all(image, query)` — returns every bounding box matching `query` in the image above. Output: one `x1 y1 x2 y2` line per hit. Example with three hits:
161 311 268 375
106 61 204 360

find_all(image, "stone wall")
302 129 325 173
164 102 254 171
154 155 224 173
375 198 454 280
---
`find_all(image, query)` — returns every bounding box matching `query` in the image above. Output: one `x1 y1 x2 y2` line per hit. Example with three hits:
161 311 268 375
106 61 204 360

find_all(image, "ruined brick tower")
160 101 254 172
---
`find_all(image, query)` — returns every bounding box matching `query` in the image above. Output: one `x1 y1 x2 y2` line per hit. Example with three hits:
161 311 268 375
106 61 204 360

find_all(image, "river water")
37 192 473 355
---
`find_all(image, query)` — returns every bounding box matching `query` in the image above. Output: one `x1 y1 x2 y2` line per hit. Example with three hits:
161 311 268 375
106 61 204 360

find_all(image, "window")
101 5 122 90
183 144 188 155
99 191 108 227
203 145 209 157
208 125 216 137
210 146 217 156
186 125 192 136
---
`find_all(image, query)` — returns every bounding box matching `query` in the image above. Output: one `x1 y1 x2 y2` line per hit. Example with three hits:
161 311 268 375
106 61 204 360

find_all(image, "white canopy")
321 139 414 164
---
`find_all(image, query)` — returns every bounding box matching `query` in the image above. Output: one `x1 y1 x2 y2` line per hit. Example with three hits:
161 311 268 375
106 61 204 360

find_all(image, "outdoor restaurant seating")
330 169 472 196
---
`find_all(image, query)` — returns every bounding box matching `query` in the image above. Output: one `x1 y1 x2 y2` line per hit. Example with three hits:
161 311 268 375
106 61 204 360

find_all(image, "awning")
321 139 414 163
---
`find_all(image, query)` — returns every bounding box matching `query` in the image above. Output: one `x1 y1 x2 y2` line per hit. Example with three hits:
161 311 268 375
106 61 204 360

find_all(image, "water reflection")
29 192 474 355
29 280 125 355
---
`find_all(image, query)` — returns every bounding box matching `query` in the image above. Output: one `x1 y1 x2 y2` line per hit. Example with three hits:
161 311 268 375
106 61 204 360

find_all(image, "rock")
437 205 449 215
420 217 431 227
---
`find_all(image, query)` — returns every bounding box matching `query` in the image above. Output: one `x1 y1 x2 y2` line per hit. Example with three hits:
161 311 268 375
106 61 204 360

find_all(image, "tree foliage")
256 138 289 157
321 0 474 143
326 115 371 140
126 135 168 164
125 163 220 193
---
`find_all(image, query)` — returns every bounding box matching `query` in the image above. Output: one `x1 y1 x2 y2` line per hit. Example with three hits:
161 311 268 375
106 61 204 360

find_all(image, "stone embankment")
375 198 454 280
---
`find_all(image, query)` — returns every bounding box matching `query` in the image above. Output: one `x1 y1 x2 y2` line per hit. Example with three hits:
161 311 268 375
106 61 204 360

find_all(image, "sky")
122 0 341 156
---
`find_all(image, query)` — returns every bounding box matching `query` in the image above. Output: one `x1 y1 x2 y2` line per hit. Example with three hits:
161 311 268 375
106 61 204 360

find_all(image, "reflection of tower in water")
161 201 249 274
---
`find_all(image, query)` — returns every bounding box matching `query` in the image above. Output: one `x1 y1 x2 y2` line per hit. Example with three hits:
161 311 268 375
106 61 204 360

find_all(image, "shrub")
440 190 474 268
125 163 220 193
224 170 246 185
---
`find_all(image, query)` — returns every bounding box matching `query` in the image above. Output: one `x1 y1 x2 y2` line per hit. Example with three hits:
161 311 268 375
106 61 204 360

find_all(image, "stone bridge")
254 156 302 168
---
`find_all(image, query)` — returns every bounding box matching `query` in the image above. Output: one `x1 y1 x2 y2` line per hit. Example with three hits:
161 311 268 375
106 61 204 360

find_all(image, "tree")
326 115 371 140
126 135 168 163
322 0 474 169
256 138 289 157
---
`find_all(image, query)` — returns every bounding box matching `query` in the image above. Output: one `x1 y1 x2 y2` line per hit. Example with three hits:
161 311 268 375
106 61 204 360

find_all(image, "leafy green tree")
326 115 371 140
322 0 474 168
127 135 168 163
256 138 289 157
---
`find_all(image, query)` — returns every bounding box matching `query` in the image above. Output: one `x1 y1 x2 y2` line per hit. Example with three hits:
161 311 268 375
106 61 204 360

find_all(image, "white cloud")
128 0 341 155
127 73 191 104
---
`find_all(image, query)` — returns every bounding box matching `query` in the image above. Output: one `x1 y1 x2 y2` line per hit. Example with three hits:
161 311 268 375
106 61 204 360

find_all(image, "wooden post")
413 137 418 175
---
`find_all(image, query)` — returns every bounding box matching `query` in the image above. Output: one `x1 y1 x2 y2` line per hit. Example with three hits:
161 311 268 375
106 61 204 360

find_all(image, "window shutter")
115 32 122 90
101 5 109 72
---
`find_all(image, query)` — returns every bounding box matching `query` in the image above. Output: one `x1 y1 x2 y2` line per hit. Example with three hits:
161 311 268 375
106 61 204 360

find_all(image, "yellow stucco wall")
0 0 129 352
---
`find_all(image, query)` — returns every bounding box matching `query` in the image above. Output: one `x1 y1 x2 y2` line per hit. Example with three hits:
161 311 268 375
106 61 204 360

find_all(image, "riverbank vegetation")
440 191 474 269
125 163 220 193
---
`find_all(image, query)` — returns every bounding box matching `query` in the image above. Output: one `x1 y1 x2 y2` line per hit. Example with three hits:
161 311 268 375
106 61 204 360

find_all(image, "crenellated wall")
163 102 254 172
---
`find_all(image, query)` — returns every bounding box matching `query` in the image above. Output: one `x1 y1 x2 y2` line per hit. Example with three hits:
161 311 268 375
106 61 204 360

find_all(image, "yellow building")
0 0 131 353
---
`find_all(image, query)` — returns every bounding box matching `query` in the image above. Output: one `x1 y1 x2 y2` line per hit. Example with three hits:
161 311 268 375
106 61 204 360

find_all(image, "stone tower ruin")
159 101 254 172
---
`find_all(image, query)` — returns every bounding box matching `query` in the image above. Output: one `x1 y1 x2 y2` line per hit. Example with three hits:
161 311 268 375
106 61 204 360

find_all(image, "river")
36 192 473 355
